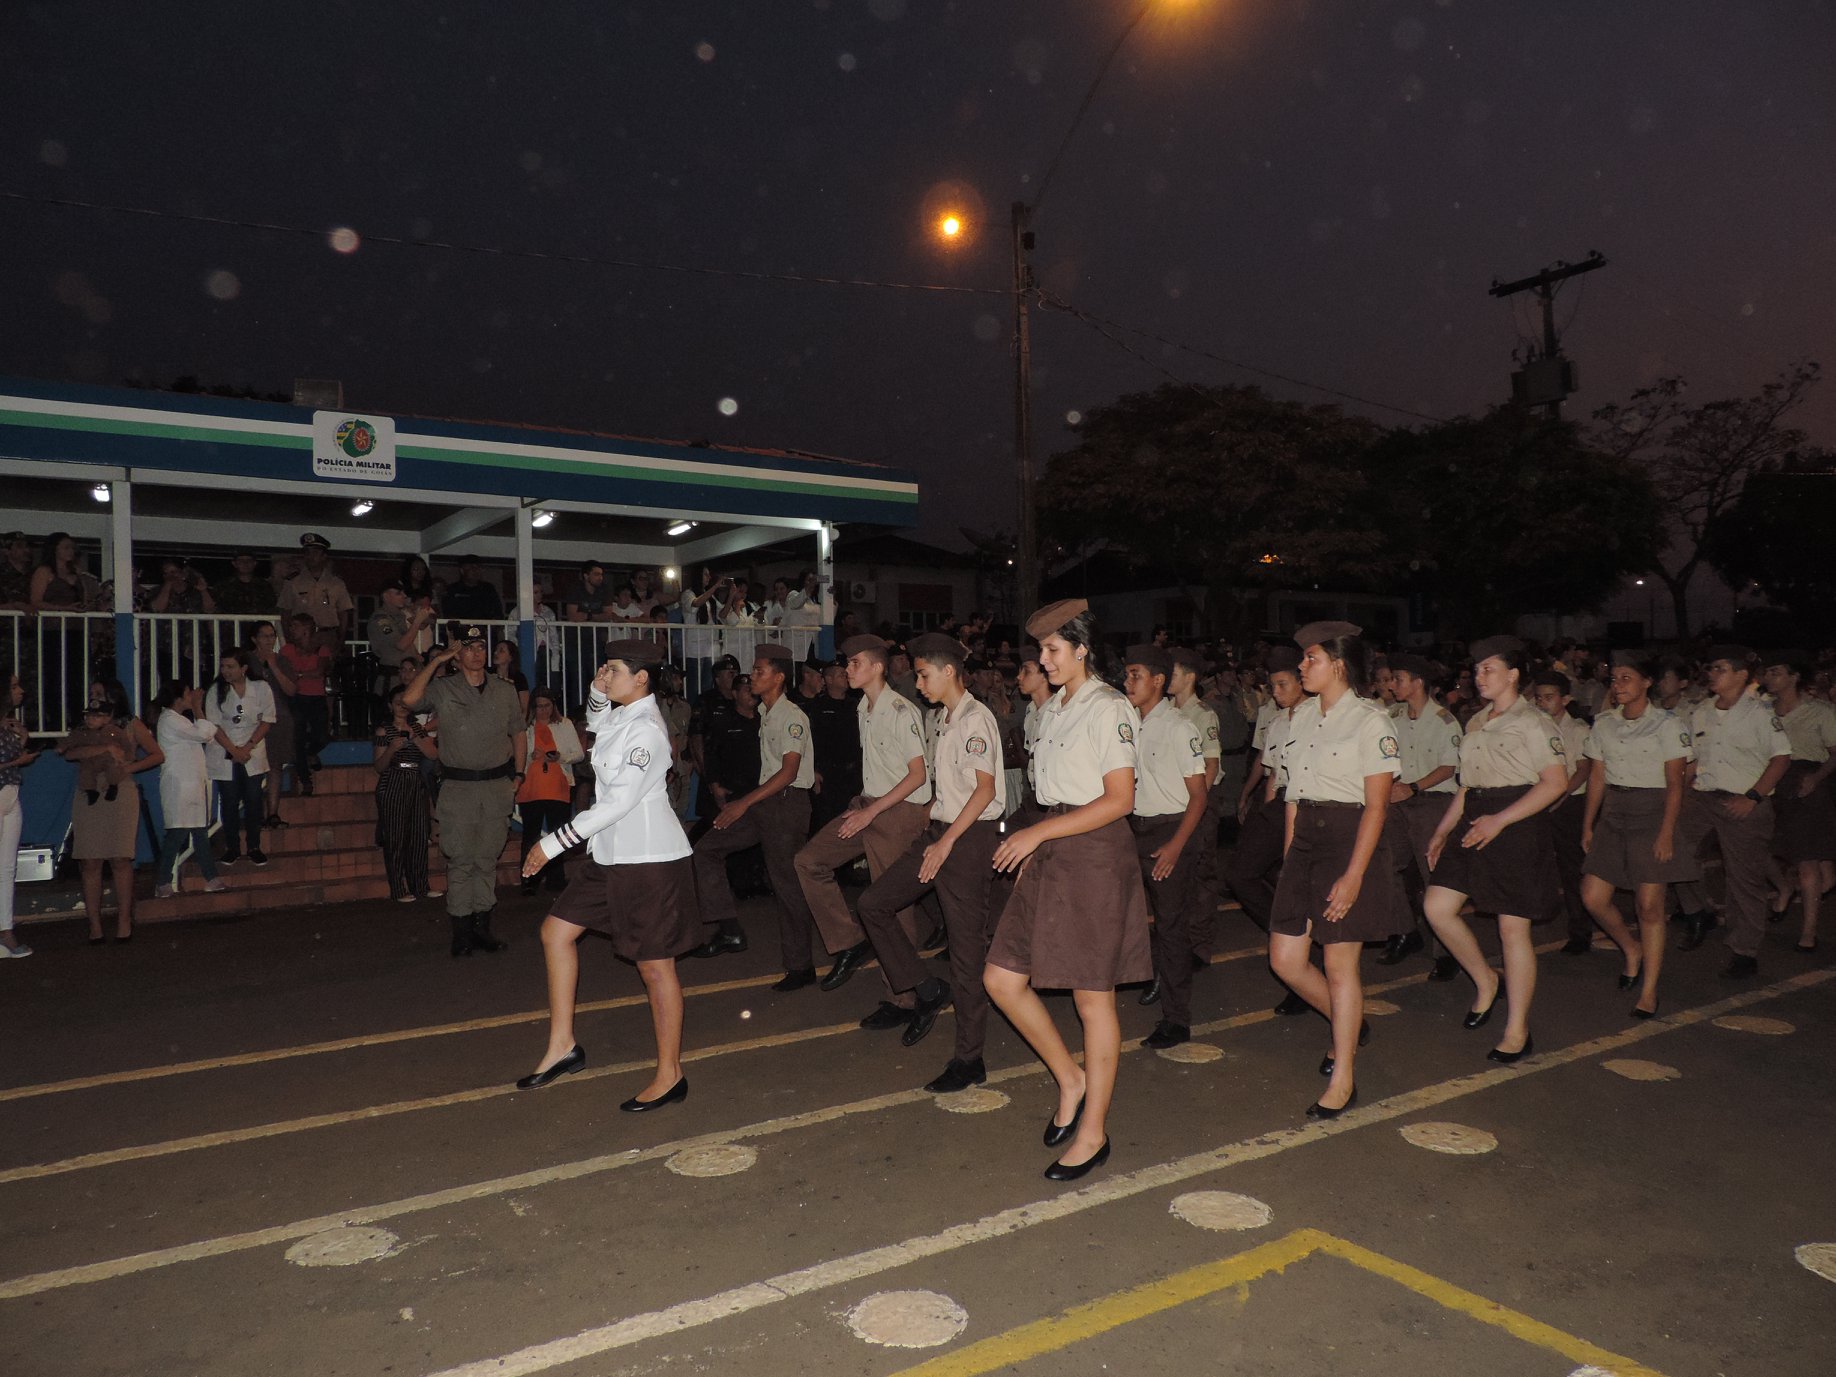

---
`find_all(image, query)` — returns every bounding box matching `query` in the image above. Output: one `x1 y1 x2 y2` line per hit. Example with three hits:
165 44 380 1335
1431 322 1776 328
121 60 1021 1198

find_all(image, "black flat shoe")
1044 1094 1086 1149
1487 1034 1534 1064
1617 963 1642 991
1306 1087 1356 1120
516 1045 585 1090
620 1077 688 1113
1375 931 1423 966
691 931 748 958
1044 1138 1109 1182
1143 1020 1189 1049
1630 1002 1659 1020
772 967 818 992
820 941 872 991
1427 955 1460 982
1559 935 1593 955
924 1058 987 1094
1677 910 1718 951
1137 978 1162 1007
1463 977 1502 1029
1272 990 1310 1016
901 984 952 1047
1320 1019 1372 1076
860 1001 910 1031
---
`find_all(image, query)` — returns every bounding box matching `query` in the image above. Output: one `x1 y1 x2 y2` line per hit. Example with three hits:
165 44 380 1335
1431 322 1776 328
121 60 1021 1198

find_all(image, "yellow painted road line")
885 1228 1668 1377
0 928 1262 1105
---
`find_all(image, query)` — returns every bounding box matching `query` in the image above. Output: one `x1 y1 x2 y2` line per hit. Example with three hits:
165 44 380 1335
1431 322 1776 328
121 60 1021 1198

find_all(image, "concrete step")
134 855 522 923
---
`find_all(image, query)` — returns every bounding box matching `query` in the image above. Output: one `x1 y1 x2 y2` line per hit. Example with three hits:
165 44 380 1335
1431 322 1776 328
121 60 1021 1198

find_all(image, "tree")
1700 450 1836 643
1592 361 1822 637
1366 408 1664 636
1038 384 1386 636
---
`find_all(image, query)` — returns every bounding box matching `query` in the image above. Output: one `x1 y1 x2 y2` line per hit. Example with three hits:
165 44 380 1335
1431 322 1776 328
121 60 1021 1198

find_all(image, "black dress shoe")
1630 1001 1659 1019
1143 1020 1190 1049
1486 1034 1534 1064
1044 1138 1109 1182
620 1077 688 1113
1319 1020 1372 1076
772 967 818 992
924 1058 987 1094
1560 935 1593 955
901 984 953 1047
1427 955 1460 982
449 913 475 958
921 923 948 951
1137 978 1162 1007
1306 1087 1356 1120
820 941 872 991
691 930 748 958
1044 1094 1086 1148
1463 978 1502 1029
860 1001 910 1031
470 910 508 954
515 1045 585 1090
1375 931 1423 966
1677 911 1719 951
1720 954 1759 980
1617 963 1642 990
1272 990 1310 1016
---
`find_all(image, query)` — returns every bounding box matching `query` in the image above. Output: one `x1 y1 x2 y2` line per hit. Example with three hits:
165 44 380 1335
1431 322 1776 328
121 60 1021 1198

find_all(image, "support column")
515 506 537 679
110 478 136 707
817 522 836 661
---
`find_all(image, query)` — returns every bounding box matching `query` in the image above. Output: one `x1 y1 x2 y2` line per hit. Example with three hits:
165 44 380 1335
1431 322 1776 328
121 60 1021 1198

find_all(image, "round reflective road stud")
1363 998 1401 1016
1566 1368 1622 1377
1400 1122 1498 1155
1156 1041 1224 1064
1170 1191 1273 1233
666 1144 758 1178
1712 1015 1794 1036
1602 1058 1681 1082
934 1087 1010 1114
285 1226 400 1268
845 1290 969 1349
1796 1242 1836 1284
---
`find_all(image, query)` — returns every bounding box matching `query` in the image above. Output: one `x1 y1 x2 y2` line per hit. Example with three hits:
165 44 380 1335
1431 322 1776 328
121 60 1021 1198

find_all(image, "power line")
0 189 1009 298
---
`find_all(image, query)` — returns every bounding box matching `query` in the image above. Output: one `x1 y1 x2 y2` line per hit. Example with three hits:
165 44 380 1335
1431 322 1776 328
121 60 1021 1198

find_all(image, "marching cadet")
1378 652 1462 979
1529 671 1601 959
1422 636 1570 1064
853 633 1007 1092
516 642 698 1111
690 643 826 989
1123 644 1210 1049
1578 653 1695 1018
987 600 1152 1182
792 635 933 1023
1268 621 1405 1120
1014 647 1053 817
1759 656 1836 953
1679 646 1792 979
804 652 862 834
1170 648 1225 961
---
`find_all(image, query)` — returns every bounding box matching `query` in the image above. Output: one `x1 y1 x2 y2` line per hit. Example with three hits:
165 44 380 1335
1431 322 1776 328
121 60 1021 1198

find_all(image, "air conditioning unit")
847 580 877 603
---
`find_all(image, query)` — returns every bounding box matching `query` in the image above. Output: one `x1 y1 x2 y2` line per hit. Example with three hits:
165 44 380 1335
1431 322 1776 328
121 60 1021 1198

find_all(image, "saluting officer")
987 600 1152 1182
1679 645 1792 979
792 634 933 1016
403 624 525 957
1268 621 1405 1120
1422 636 1570 1063
1379 652 1462 978
1123 644 1210 1050
691 643 826 989
1578 652 1696 1018
1759 656 1836 953
1529 671 1601 959
853 633 1007 1092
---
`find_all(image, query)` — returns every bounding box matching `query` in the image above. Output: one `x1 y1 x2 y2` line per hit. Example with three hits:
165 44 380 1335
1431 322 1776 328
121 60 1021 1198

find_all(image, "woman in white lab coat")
151 680 243 897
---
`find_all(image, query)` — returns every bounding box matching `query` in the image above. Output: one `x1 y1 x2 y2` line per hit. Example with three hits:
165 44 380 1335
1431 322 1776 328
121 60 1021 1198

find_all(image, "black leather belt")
1294 799 1361 810
443 762 514 782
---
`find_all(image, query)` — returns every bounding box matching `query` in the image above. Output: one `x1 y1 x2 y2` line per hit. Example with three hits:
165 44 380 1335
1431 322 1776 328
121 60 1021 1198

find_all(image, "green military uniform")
425 659 522 944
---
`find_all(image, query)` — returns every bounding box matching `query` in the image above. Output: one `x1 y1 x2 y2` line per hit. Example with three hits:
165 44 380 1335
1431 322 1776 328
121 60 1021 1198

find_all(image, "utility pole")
1488 251 1606 418
1011 201 1038 620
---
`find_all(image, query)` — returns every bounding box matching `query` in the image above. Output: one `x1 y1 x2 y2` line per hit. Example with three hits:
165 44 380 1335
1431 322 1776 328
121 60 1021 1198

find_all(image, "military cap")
1469 634 1525 664
1266 645 1303 675
456 623 488 644
839 633 889 659
1124 643 1173 678
1024 598 1089 640
1169 647 1205 675
1706 644 1755 667
602 638 665 664
299 532 331 550
1387 652 1435 681
753 641 795 669
908 631 966 665
1292 620 1361 648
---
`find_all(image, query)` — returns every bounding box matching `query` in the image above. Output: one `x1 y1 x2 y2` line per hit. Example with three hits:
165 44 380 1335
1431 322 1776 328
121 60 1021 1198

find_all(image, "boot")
470 908 508 954
449 913 475 958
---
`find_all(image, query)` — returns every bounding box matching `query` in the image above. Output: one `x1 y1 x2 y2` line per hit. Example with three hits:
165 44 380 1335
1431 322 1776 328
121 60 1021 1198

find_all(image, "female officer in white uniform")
1268 621 1403 1120
986 600 1151 1182
516 640 699 1112
1579 652 1695 1018
1423 636 1570 1064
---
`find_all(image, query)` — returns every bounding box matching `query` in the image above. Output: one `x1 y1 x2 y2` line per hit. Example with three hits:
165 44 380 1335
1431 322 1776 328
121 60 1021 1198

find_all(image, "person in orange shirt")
519 688 585 893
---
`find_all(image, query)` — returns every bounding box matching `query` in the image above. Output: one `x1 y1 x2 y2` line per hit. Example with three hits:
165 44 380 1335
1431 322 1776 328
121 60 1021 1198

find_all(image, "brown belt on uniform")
442 762 514 782
1293 798 1362 810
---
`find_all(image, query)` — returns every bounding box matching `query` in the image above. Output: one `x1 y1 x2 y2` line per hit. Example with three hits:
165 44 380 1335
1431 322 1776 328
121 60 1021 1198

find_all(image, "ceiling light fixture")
91 483 111 503
531 510 556 529
350 500 374 517
666 520 695 537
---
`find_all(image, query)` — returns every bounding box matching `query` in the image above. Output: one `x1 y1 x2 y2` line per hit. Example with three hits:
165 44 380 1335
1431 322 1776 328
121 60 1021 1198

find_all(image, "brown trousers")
1392 792 1454 955
693 789 817 970
794 799 932 1008
1679 791 1775 959
1134 813 1203 1026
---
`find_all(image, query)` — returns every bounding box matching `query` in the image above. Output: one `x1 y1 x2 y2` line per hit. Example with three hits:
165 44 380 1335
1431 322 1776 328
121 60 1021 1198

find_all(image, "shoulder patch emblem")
627 746 651 769
909 720 921 736
1771 715 1785 732
1679 731 1691 748
965 735 989 756
1118 722 1135 745
787 722 805 740
1549 736 1565 757
1379 735 1400 759
1189 736 1202 755
1205 725 1219 740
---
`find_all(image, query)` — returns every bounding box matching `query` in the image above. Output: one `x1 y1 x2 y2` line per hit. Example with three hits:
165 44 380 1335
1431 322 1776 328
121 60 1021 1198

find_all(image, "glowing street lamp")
938 213 963 241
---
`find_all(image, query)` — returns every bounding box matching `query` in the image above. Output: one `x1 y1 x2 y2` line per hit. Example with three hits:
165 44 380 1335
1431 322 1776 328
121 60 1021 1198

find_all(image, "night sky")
4 1 1832 547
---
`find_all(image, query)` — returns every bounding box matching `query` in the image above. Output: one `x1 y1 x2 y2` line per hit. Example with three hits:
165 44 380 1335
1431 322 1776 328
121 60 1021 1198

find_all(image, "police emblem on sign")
1379 735 1400 759
966 735 988 756
627 747 651 769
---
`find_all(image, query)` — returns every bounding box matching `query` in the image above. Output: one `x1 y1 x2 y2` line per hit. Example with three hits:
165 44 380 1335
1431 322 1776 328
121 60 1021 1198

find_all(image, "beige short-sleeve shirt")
759 694 815 791
1547 710 1591 796
1134 697 1206 818
1185 698 1224 762
858 689 933 804
932 694 1005 823
1033 678 1139 808
1689 694 1790 794
1777 698 1836 764
1389 700 1462 794
1284 693 1400 804
1584 705 1692 789
1458 695 1564 789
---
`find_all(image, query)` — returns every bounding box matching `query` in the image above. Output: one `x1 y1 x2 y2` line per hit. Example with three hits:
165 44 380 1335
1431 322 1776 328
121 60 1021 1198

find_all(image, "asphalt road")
2 887 1832 1377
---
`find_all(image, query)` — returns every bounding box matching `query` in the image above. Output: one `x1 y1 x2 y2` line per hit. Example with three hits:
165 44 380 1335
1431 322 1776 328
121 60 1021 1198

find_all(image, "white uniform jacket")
551 694 691 865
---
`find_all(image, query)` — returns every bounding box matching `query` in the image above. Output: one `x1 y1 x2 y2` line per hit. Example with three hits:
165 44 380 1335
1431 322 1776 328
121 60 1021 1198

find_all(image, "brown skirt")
550 854 700 962
987 815 1153 991
1774 761 1836 862
70 778 140 861
1583 786 1701 888
1270 803 1408 945
1428 785 1560 922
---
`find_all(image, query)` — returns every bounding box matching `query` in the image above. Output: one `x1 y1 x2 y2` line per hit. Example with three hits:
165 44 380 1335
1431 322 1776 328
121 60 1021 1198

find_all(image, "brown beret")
838 633 889 658
753 642 795 668
1266 645 1302 675
602 638 666 664
1293 620 1360 648
1706 643 1755 667
1169 647 1205 675
908 631 966 665
1469 634 1524 664
1387 652 1434 680
1024 598 1088 641
1124 643 1173 678
1610 648 1653 671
